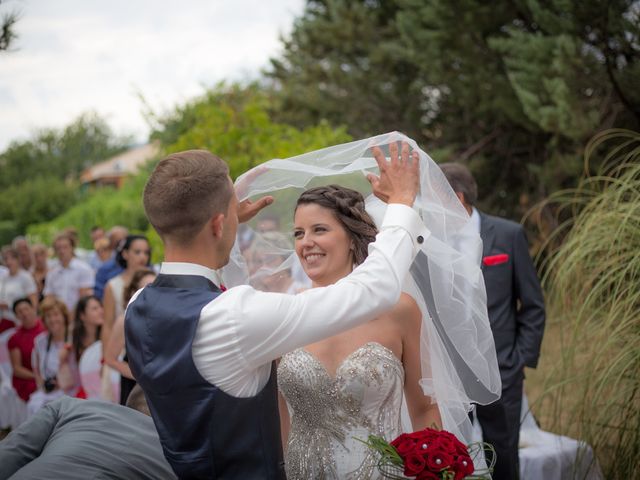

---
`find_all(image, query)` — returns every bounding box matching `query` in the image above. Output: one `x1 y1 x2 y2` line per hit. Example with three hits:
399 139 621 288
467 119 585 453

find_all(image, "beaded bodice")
278 342 404 479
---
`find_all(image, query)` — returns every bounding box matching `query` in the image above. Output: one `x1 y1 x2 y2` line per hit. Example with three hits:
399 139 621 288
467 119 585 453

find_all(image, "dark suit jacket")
480 212 545 388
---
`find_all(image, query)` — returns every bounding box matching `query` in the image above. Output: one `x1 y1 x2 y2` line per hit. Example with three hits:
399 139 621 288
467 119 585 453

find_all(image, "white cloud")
0 0 304 149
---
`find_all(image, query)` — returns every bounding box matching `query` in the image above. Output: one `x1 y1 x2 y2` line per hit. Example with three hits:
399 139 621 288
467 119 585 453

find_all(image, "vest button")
417 235 424 244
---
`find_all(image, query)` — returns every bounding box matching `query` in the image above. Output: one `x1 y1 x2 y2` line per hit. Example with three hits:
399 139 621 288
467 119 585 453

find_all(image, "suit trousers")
475 372 523 480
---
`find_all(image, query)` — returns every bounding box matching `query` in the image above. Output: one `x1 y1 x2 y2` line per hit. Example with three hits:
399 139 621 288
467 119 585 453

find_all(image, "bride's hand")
367 141 420 207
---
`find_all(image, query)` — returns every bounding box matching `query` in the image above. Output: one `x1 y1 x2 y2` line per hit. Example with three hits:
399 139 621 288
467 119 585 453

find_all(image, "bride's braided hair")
295 185 378 265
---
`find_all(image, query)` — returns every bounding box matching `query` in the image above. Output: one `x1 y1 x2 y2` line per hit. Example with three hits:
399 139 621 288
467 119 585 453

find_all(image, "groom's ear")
209 213 225 239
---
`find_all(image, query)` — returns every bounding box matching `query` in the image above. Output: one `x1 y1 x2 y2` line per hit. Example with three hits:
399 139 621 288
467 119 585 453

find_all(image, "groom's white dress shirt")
129 204 428 398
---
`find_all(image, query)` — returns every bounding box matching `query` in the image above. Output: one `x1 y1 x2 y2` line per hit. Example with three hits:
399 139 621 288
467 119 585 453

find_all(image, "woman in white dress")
278 185 442 479
229 133 502 480
100 235 150 401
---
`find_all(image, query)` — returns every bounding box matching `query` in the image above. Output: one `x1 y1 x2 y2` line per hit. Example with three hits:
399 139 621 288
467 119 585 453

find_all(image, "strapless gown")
278 342 405 479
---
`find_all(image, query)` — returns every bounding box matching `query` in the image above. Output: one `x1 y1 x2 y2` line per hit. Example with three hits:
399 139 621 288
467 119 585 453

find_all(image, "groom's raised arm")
232 201 428 368
193 142 426 376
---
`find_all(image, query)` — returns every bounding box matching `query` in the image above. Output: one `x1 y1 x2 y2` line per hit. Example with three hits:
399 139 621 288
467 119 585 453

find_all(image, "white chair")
0 328 27 428
79 341 104 399
519 393 603 480
79 341 120 401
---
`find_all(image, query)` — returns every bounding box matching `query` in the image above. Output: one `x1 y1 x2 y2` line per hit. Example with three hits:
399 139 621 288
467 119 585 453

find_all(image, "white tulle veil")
222 131 501 448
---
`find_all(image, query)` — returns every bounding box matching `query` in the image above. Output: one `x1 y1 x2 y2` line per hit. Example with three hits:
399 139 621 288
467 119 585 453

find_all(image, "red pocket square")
483 254 509 266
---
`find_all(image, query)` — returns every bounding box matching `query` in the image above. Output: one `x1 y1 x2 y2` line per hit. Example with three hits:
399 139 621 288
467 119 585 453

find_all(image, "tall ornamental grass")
535 129 640 479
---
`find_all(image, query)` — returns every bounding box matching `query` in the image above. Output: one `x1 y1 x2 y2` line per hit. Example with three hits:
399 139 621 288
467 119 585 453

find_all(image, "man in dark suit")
441 163 546 480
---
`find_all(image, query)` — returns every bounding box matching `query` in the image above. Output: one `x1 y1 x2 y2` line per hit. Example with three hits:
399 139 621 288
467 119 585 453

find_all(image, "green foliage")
26 160 156 249
0 112 129 190
268 0 640 230
0 177 79 244
536 130 640 478
150 83 351 180
267 1 422 141
29 83 350 260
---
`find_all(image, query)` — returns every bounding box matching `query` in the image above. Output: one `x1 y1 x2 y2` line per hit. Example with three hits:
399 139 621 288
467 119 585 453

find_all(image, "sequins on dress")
278 342 404 479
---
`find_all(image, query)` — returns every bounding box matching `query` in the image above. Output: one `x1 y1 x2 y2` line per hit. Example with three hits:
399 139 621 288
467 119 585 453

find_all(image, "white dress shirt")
43 257 95 312
130 204 428 398
453 207 482 266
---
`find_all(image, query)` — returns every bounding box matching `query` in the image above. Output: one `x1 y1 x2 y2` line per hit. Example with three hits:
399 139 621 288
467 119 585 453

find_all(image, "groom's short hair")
143 150 233 244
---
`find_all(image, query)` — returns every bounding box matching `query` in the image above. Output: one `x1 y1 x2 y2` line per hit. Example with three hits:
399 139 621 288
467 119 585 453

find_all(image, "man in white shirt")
125 144 427 479
43 234 94 313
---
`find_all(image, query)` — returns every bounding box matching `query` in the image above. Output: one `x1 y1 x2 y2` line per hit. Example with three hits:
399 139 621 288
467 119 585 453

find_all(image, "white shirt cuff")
381 203 430 250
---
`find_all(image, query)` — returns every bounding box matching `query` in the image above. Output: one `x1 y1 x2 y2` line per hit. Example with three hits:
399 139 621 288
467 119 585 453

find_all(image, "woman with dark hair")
104 268 156 404
57 295 103 398
277 185 442 479
71 296 103 362
101 236 150 358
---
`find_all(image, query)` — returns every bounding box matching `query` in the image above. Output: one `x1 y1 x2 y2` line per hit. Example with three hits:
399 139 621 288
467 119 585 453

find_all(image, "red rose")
391 434 416 456
453 456 474 477
416 470 440 480
403 453 427 477
425 448 454 471
432 434 455 451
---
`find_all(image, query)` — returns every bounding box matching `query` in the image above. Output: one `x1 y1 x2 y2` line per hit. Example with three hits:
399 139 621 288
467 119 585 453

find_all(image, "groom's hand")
237 196 273 223
235 165 274 223
367 141 420 206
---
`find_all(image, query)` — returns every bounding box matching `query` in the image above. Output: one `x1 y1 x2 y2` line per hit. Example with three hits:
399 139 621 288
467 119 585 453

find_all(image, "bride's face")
294 203 354 287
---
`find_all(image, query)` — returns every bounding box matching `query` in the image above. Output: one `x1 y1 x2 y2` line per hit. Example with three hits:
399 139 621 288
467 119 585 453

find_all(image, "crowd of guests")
0 218 305 426
0 226 153 425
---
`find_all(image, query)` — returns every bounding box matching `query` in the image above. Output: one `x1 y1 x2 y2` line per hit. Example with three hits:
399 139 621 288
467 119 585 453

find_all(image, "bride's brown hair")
295 185 378 266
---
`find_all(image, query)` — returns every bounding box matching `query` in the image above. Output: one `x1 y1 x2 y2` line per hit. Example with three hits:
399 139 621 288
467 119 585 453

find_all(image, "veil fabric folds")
223 131 501 445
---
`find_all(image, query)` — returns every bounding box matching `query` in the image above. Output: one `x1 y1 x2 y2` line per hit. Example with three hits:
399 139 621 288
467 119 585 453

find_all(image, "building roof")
80 142 160 184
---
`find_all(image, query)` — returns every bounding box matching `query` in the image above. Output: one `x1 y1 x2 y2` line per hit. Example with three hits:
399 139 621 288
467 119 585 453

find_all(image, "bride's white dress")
278 342 404 479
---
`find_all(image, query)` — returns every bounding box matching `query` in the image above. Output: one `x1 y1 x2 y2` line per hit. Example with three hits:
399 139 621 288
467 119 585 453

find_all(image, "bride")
227 132 501 480
278 184 442 478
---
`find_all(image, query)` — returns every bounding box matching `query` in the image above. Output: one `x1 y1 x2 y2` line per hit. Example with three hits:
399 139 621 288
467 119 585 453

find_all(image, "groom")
125 144 427 479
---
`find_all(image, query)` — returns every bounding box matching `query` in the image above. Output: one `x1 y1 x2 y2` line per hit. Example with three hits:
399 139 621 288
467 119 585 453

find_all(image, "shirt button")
417 235 424 244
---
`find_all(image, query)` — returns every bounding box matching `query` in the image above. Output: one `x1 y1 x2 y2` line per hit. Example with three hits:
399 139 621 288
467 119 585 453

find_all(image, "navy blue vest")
125 274 285 480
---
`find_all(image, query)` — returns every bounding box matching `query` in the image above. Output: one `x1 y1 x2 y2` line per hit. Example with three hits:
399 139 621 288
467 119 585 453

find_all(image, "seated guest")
104 268 156 404
43 233 94 313
12 236 33 272
0 247 38 329
90 237 112 272
8 298 46 402
94 226 128 300
57 295 103 396
27 297 78 415
87 226 107 271
0 396 177 480
30 244 49 302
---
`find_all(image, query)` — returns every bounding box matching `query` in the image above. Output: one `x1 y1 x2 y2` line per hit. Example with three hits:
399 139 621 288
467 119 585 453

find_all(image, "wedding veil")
223 131 501 445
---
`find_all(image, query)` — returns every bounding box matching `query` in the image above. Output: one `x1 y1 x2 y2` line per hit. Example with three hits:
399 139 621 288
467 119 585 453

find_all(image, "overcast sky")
0 0 305 150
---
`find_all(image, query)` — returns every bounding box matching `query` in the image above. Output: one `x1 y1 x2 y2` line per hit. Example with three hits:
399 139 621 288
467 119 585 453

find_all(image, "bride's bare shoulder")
389 293 421 327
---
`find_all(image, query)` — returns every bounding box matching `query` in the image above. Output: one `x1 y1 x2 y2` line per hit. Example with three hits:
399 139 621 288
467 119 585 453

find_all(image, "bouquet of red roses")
359 428 493 480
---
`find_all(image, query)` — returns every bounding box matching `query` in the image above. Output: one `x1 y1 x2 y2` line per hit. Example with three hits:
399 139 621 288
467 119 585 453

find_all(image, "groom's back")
125 273 285 480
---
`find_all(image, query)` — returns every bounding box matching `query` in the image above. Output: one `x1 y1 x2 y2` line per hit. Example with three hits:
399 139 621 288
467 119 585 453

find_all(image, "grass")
524 129 640 479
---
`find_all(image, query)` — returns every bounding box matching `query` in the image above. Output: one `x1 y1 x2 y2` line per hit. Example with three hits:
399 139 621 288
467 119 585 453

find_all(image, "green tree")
29 83 351 259
0 112 129 190
150 83 351 179
0 177 79 245
268 0 640 234
267 1 422 141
